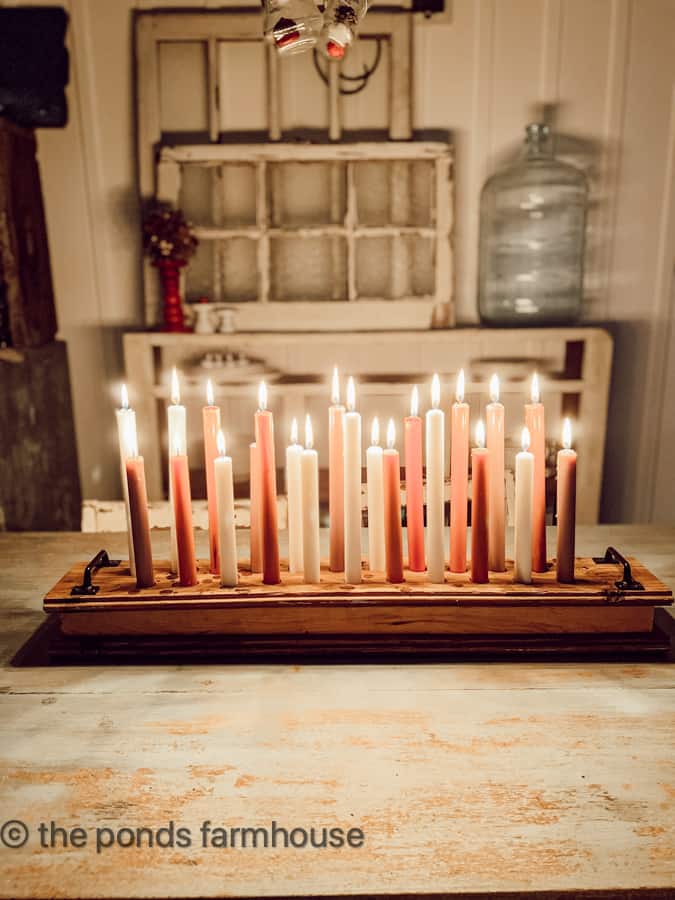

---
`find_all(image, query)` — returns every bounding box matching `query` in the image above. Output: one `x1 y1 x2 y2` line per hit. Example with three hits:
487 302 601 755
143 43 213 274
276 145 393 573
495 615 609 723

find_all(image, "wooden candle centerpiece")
44 550 674 661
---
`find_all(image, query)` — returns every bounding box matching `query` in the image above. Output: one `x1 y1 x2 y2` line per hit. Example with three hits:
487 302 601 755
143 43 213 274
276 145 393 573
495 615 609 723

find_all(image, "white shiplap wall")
13 0 675 523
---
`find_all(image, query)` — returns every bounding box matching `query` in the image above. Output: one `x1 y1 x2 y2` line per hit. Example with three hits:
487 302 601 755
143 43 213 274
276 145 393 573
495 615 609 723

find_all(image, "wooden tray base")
42 556 674 660
21 610 674 665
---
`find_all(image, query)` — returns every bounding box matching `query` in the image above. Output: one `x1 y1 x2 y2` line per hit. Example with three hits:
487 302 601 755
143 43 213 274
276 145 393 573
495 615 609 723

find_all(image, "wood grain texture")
0 120 57 349
43 551 670 639
0 342 81 530
1 526 675 897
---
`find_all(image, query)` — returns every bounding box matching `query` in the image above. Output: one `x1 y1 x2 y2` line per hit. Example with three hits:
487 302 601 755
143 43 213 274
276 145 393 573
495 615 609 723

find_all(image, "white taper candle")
514 426 535 584
426 374 445 583
286 417 303 574
343 377 362 584
366 416 385 572
214 429 237 588
301 415 321 584
115 384 137 577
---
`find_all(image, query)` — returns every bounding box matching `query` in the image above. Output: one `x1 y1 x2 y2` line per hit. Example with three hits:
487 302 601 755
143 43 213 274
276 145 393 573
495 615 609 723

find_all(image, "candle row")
115 368 577 591
320 369 576 586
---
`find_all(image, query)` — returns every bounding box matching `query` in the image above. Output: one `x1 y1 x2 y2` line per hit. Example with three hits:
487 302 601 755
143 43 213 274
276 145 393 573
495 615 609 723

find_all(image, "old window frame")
135 9 454 329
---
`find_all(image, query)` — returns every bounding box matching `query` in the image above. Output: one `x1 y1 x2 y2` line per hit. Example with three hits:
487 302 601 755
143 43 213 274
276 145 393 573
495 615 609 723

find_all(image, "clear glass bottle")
261 0 323 56
478 123 589 326
319 0 368 59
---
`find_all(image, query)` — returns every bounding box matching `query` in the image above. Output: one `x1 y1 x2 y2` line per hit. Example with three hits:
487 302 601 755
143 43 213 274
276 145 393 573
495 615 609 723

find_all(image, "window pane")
271 236 346 301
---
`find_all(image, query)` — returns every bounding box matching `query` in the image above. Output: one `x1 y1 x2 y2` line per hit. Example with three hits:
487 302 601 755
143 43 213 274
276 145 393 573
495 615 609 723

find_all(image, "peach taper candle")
404 385 425 572
255 381 280 585
170 431 198 588
249 441 262 573
525 373 547 572
166 367 186 575
383 419 404 584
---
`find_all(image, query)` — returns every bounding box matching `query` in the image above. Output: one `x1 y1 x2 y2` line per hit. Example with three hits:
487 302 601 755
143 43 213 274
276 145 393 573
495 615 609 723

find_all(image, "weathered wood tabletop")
1 526 674 899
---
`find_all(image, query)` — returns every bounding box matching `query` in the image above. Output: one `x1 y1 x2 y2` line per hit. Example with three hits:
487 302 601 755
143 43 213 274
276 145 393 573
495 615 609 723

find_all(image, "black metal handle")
592 546 644 592
70 549 121 597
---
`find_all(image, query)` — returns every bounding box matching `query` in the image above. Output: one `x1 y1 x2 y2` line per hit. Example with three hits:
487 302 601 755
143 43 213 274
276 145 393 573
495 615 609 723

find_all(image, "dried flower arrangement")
141 202 198 265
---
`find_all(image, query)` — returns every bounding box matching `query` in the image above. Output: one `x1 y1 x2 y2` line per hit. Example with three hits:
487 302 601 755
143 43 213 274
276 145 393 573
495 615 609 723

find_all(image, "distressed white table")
0 526 674 898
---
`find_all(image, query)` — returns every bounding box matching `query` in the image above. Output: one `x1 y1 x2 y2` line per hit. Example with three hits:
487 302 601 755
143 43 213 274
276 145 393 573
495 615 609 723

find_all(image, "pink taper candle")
525 373 547 572
486 374 505 572
255 381 281 585
171 451 198 588
328 367 345 572
202 378 221 575
383 419 404 584
470 420 489 584
450 369 469 573
404 385 425 572
556 418 577 583
249 442 262 573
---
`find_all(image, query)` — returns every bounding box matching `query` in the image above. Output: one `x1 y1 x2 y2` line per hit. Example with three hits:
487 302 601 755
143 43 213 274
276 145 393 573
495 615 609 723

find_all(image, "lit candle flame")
120 383 129 410
346 376 356 412
290 417 298 445
258 381 268 411
431 373 440 409
171 367 180 406
562 417 572 450
206 378 214 406
410 385 419 417
489 373 500 404
305 414 314 450
331 366 340 405
123 412 138 459
531 372 540 404
521 426 531 452
456 368 465 403
217 428 226 457
371 416 380 446
476 419 485 449
387 418 396 449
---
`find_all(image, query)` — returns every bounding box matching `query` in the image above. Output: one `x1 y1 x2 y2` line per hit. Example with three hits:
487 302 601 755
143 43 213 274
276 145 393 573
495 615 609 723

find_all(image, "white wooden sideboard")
123 326 612 524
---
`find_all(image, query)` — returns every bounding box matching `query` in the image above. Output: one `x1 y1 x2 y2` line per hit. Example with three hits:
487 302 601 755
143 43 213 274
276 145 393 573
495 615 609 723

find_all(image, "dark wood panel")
0 118 57 348
0 341 80 529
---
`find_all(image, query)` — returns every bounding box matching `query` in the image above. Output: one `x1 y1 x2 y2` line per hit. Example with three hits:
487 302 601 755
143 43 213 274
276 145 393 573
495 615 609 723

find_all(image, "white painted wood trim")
641 84 675 522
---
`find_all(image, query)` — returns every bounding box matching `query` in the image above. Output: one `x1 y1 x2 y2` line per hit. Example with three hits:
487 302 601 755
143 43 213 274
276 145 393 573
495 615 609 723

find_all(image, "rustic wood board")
44 556 672 641
45 557 672 607
3 529 675 897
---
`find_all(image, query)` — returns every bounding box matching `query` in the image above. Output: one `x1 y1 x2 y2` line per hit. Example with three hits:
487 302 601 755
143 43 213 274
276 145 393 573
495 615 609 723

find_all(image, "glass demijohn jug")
478 123 589 325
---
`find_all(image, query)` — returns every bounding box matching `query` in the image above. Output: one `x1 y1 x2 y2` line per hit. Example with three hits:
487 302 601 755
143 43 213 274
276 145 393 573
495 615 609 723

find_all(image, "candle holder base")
43 549 673 661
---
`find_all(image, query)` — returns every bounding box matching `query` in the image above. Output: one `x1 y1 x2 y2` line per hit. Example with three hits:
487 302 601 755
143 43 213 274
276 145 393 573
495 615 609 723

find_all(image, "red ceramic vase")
157 258 189 333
